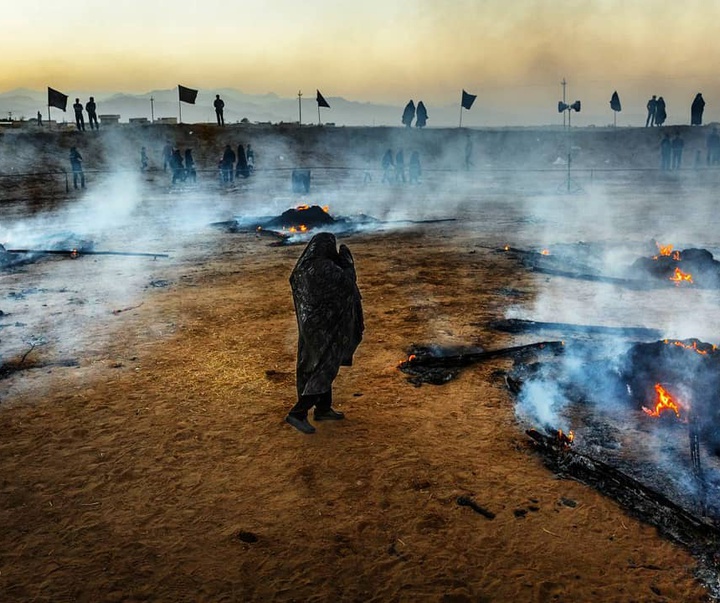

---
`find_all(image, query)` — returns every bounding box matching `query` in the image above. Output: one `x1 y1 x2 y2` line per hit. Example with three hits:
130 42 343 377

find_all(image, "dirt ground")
0 125 716 602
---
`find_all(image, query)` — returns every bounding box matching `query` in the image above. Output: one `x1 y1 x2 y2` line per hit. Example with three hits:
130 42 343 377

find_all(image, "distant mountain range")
0 87 651 128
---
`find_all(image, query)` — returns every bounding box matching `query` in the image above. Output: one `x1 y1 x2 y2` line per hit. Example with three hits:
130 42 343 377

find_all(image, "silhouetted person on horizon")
214 94 225 126
655 97 667 126
70 146 85 188
37 111 42 126
402 100 415 128
672 132 684 169
660 133 671 171
86 97 99 130
73 98 85 131
646 95 657 127
691 93 705 126
415 101 428 128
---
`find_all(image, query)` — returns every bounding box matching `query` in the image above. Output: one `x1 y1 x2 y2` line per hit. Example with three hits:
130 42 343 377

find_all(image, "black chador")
285 233 364 434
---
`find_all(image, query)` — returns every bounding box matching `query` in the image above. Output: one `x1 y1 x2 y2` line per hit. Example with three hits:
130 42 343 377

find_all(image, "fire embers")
621 338 720 450
632 243 720 288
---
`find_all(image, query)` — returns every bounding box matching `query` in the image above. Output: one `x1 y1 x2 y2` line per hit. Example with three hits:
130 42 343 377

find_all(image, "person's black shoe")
313 408 345 421
285 414 316 434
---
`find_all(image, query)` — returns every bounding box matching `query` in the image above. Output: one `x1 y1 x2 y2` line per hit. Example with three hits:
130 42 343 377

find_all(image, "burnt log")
399 341 564 386
525 428 720 557
489 318 662 339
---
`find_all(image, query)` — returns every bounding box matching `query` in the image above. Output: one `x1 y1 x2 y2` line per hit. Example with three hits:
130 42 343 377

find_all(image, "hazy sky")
4 0 720 109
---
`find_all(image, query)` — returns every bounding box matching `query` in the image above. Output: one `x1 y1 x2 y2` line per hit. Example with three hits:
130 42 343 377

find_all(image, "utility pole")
298 90 302 125
561 78 567 128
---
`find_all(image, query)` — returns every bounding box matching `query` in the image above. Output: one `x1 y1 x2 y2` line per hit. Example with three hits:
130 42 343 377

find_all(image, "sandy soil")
0 125 716 602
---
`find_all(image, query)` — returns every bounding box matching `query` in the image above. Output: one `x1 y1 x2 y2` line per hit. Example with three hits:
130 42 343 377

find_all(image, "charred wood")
525 428 720 554
489 318 663 339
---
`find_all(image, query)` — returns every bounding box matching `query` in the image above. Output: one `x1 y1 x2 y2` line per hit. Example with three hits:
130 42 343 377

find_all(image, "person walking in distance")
285 233 364 434
69 146 85 188
214 94 225 126
86 96 99 130
73 98 85 131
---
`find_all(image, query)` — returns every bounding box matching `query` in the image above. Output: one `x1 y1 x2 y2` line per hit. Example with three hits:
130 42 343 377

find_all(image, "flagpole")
298 91 302 125
318 104 321 126
459 105 463 128
178 97 182 124
47 105 50 127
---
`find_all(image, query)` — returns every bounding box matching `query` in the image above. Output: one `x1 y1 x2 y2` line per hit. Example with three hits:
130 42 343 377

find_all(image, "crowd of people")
381 148 421 184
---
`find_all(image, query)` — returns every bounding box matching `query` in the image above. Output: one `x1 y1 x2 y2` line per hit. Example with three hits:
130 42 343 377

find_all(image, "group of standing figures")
162 141 196 184
220 143 255 182
381 148 421 184
72 97 99 131
646 93 705 127
401 101 428 128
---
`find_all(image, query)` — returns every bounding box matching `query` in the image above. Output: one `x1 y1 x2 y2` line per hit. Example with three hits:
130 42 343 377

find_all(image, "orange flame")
654 242 673 258
669 267 693 285
322 205 329 213
503 244 510 251
541 249 550 256
285 225 308 233
643 383 684 419
663 339 717 355
673 251 681 261
296 204 310 211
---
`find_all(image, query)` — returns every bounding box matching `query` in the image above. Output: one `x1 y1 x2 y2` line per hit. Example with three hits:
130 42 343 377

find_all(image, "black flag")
610 91 622 112
316 90 330 109
461 89 477 110
48 87 68 111
178 85 198 104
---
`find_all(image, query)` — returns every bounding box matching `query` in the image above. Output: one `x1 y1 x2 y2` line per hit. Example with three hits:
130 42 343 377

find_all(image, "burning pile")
261 204 335 233
630 243 720 287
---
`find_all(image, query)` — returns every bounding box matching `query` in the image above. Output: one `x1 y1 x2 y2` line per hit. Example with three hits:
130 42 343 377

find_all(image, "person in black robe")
408 151 421 183
401 100 415 127
691 93 705 126
86 96 99 130
415 101 428 128
285 233 364 434
235 143 250 178
655 97 667 127
221 144 235 182
184 149 196 182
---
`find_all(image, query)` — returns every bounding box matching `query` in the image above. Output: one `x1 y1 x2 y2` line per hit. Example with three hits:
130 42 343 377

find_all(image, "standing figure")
221 144 236 182
236 143 250 178
170 148 185 184
408 151 421 183
645 95 657 127
381 148 394 183
415 101 428 128
395 149 406 183
671 132 684 170
465 136 474 170
73 98 85 131
660 133 672 171
37 111 42 126
655 97 667 127
691 93 705 126
246 144 255 173
86 97 99 130
69 146 85 189
140 146 148 171
707 127 720 165
401 100 416 128
162 141 173 172
214 94 225 126
184 149 196 182
285 233 364 434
